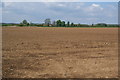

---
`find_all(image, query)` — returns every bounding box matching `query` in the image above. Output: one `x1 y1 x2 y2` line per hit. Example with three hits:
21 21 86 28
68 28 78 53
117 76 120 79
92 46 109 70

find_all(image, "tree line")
1 19 120 27
19 19 90 27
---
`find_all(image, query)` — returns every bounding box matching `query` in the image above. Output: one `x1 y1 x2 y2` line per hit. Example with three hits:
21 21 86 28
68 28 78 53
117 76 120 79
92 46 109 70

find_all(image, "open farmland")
2 27 118 78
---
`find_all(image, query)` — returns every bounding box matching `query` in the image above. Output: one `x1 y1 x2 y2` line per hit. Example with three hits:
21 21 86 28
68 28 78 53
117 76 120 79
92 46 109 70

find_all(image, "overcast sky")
1 2 118 24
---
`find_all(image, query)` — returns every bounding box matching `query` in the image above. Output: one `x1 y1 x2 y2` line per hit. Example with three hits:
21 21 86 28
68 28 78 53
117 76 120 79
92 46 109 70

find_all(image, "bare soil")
2 27 118 78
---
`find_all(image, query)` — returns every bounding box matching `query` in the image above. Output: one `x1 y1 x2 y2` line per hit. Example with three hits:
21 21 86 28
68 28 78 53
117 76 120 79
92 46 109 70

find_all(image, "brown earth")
2 27 118 78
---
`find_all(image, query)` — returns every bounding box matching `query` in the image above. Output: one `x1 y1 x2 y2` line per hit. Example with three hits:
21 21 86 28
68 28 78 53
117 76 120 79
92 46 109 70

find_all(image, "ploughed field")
2 27 118 78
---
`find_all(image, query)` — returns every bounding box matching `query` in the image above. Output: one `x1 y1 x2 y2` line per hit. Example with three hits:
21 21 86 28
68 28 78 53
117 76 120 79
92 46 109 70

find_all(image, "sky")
1 2 118 24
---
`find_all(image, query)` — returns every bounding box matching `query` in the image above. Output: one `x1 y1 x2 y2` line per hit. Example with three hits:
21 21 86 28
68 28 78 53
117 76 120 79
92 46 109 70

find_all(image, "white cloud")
92 4 103 10
92 4 100 7
43 2 66 7
84 3 103 12
57 4 66 7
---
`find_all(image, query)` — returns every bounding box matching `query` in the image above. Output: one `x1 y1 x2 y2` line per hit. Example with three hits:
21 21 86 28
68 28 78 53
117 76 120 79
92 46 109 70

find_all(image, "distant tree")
96 23 107 27
67 21 70 27
26 23 29 26
22 20 28 25
56 20 62 26
20 20 29 26
44 18 51 26
92 24 94 26
61 21 65 27
71 22 74 27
